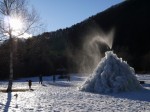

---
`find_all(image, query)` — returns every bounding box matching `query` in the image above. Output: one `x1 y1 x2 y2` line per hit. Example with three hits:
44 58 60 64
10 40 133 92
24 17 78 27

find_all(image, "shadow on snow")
4 92 11 112
103 84 150 102
46 81 74 87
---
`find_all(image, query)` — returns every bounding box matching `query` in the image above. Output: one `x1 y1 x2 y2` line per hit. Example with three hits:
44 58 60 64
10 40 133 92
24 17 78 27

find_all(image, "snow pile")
79 51 142 93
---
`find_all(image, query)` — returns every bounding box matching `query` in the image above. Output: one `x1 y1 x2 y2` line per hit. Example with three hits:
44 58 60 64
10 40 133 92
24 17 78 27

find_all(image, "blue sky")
29 0 123 32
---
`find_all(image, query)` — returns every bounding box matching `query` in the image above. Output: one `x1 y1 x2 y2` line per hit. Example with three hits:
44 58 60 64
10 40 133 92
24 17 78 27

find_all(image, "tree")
0 0 39 92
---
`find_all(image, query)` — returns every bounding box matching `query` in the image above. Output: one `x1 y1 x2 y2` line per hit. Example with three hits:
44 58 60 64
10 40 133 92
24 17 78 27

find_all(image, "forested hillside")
0 0 150 79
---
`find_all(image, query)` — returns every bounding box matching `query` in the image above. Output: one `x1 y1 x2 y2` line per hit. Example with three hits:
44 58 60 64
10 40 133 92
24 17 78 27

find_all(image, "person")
39 74 43 84
28 80 32 90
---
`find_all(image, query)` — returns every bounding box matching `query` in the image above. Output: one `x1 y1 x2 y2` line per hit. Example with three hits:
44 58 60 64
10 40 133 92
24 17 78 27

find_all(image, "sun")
4 16 32 38
4 16 23 36
9 17 23 31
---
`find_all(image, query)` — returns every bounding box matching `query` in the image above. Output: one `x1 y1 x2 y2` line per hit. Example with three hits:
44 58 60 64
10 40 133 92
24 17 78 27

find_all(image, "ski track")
0 75 150 112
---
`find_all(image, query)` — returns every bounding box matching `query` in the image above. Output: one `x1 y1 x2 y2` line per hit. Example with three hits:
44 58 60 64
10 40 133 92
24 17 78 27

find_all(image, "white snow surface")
0 75 150 112
79 51 142 93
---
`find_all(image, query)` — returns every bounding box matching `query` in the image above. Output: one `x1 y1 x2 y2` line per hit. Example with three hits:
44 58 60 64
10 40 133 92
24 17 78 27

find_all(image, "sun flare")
4 16 32 38
9 18 23 31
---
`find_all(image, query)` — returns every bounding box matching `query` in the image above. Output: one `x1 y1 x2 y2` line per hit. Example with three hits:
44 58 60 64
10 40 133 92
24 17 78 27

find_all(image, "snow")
79 51 142 93
0 75 150 112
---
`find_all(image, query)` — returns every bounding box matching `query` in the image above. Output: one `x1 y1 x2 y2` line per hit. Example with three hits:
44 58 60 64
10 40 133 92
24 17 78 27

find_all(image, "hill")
0 0 150 79
41 0 150 73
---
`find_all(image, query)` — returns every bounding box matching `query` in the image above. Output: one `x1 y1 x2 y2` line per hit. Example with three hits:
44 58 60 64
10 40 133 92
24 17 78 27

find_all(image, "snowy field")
0 74 150 112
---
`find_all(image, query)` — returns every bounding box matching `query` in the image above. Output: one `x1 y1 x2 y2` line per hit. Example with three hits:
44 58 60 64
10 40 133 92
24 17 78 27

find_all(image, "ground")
0 74 150 112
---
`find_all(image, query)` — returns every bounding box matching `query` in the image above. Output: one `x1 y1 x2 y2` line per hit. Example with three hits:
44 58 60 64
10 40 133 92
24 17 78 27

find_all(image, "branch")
16 19 36 37
0 3 6 15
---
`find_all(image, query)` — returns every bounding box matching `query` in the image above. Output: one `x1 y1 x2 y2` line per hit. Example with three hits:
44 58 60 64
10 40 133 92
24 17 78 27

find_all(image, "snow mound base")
79 51 142 93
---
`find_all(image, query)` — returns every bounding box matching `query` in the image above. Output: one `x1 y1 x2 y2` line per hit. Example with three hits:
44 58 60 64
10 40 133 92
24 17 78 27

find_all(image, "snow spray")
76 25 115 74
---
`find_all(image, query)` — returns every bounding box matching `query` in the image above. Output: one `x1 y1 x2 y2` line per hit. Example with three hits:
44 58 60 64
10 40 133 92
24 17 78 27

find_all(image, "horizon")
29 0 123 33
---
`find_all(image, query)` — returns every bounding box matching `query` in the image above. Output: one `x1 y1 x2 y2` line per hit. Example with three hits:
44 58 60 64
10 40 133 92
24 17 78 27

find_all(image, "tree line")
0 0 150 80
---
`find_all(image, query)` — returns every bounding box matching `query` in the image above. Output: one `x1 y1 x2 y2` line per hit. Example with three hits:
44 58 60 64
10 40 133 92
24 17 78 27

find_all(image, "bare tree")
0 0 39 92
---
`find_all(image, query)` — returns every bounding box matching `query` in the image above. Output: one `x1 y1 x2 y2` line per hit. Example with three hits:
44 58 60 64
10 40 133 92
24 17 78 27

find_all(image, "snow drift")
79 51 142 93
